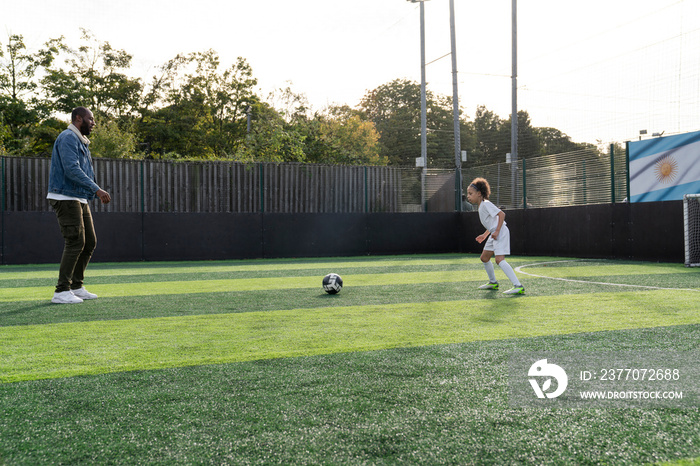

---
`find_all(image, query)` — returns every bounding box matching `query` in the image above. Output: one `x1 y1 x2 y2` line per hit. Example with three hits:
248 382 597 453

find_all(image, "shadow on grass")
315 293 344 301
0 302 54 320
473 293 523 323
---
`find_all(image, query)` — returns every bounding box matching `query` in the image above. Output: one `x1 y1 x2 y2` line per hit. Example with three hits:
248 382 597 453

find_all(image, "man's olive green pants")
49 200 97 293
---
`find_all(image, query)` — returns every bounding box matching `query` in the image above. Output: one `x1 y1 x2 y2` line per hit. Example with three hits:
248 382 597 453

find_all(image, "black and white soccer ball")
322 273 343 294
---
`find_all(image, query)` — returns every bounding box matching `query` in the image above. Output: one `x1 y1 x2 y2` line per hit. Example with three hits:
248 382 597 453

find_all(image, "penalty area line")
514 260 700 292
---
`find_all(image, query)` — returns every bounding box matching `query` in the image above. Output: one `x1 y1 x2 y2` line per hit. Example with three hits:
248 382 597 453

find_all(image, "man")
47 107 111 304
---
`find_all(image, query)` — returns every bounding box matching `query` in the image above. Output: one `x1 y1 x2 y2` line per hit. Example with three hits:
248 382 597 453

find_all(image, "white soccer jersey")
478 200 505 233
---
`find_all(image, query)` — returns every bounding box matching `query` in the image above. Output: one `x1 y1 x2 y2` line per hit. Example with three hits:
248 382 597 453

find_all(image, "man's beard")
80 121 92 136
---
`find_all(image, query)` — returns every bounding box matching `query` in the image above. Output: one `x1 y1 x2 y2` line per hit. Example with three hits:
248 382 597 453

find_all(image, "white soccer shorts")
483 224 511 256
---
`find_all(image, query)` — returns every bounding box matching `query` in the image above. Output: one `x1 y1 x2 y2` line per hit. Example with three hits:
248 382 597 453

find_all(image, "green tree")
266 84 311 124
235 101 306 163
359 79 458 167
470 105 506 166
470 107 562 166
0 34 62 104
90 119 139 159
26 117 65 156
500 110 541 160
42 29 142 119
260 86 385 165
0 119 9 155
0 34 63 154
0 98 35 154
315 105 385 165
536 127 597 156
359 79 419 166
292 105 384 166
139 50 258 158
139 95 215 158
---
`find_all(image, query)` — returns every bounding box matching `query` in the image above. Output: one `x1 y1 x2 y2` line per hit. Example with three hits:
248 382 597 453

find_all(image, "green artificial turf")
1 289 699 383
0 254 699 464
0 327 698 465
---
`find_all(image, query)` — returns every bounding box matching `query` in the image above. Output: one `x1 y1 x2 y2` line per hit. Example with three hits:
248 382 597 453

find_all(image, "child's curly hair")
469 177 491 200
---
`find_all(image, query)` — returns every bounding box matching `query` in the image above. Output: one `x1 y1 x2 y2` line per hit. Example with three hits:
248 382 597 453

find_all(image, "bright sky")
3 0 699 146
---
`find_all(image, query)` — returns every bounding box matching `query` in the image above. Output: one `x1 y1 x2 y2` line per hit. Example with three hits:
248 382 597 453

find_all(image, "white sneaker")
503 286 525 295
478 282 499 290
71 287 98 300
52 291 83 304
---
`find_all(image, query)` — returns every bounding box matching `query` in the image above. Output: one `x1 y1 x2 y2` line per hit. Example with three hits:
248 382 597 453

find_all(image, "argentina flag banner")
628 130 700 203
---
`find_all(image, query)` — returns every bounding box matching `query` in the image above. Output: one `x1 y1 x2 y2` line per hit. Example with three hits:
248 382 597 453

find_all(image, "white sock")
498 260 522 287
483 261 497 283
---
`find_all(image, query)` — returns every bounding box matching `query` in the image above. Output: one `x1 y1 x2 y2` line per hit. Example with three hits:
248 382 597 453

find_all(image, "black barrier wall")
0 201 684 265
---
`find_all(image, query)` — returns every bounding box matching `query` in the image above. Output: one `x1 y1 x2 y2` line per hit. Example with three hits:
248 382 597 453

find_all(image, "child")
466 177 524 295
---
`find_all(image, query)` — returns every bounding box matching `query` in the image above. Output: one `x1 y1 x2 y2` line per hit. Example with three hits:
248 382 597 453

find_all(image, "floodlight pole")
449 0 462 212
510 0 518 208
409 0 429 211
420 1 428 211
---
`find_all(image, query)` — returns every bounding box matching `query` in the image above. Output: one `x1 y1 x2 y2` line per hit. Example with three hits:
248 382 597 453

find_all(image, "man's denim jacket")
48 128 100 200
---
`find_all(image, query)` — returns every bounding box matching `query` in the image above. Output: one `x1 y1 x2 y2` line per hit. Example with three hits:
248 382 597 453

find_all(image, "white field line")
514 260 700 292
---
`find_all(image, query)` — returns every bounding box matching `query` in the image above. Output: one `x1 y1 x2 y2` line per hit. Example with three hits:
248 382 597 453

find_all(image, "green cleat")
503 286 525 295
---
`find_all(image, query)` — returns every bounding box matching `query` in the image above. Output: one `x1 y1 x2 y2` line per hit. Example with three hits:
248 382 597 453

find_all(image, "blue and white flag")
629 130 700 203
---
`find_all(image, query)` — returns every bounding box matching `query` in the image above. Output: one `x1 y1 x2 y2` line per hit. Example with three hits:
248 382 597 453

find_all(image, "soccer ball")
322 273 343 294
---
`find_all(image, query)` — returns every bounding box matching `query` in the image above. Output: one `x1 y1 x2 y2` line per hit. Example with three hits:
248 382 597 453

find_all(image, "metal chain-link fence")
1 147 628 213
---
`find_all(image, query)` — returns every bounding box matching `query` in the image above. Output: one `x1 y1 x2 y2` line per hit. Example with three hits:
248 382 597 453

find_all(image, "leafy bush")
90 119 140 159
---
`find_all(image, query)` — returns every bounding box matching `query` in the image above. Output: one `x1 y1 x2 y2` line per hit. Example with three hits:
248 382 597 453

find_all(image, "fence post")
582 160 587 205
364 166 368 213
522 158 527 209
496 163 501 207
610 143 615 203
140 160 145 213
139 160 145 261
1 157 4 265
625 141 631 202
454 168 462 211
259 163 264 213
1 157 5 213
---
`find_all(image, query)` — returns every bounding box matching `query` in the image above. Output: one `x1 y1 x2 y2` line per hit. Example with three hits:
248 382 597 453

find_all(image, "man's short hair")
71 107 90 122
